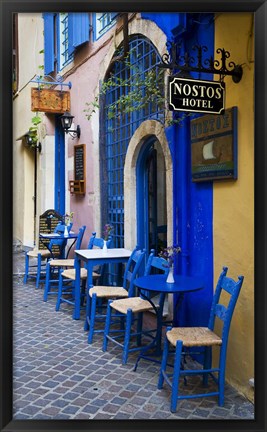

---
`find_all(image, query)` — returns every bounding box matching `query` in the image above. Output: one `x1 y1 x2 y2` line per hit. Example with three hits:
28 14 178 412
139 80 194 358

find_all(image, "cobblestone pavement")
13 251 254 420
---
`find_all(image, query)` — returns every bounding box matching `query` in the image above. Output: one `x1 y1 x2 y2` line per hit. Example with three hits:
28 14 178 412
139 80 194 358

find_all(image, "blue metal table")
74 248 132 320
133 273 205 369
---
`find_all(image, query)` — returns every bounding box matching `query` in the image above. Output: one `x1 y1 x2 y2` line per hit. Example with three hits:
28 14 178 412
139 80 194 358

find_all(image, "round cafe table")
133 273 205 370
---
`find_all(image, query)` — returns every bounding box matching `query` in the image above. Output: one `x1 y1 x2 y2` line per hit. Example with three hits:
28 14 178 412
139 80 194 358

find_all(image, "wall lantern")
60 111 81 139
24 132 42 152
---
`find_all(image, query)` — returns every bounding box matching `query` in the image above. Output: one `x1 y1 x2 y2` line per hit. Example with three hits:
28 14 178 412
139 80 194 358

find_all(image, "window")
94 13 118 40
101 36 164 248
43 12 90 75
58 13 73 70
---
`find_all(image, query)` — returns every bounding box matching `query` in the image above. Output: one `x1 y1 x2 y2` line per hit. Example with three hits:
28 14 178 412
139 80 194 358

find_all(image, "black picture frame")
1 1 266 432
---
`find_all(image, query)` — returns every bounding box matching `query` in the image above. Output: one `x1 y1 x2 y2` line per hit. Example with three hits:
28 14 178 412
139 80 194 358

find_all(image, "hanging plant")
26 114 42 149
83 50 165 123
83 49 193 128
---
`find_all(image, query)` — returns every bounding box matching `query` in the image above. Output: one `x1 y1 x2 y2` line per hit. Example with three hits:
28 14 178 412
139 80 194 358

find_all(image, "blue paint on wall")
141 12 187 40
54 116 65 215
142 12 215 327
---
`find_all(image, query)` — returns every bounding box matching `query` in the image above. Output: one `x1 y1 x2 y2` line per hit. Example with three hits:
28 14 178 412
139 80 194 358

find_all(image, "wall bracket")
30 74 72 91
158 42 243 83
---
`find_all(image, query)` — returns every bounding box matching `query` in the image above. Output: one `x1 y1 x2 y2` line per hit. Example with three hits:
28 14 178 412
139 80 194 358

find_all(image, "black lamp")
24 132 42 152
60 111 81 139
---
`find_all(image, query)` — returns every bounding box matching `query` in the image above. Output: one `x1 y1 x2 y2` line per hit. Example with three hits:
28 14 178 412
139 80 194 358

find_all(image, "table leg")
73 257 81 320
65 238 77 259
172 292 185 326
134 292 166 371
84 262 94 331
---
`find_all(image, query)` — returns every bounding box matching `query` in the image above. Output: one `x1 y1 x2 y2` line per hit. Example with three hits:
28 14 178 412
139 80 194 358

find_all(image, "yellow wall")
13 14 44 248
214 13 254 402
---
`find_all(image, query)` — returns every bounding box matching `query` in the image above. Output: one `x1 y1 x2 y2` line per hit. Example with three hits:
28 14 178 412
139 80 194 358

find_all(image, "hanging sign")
168 77 225 115
31 88 70 113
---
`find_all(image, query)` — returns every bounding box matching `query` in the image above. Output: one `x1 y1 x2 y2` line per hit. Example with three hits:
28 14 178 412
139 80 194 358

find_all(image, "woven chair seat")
89 285 129 299
61 268 100 280
61 268 88 280
50 259 75 267
27 249 51 258
110 297 153 314
167 327 222 348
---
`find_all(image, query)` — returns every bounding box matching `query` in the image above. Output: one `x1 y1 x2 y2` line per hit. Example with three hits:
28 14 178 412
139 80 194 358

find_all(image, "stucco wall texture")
214 13 254 402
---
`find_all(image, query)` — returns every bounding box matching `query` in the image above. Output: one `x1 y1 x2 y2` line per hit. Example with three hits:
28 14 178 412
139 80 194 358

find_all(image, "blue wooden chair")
102 249 168 364
23 222 72 289
158 266 244 412
43 225 86 301
86 247 146 345
55 235 112 313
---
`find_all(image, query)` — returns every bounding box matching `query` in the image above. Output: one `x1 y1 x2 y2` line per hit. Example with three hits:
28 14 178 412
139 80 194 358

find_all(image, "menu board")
74 144 85 181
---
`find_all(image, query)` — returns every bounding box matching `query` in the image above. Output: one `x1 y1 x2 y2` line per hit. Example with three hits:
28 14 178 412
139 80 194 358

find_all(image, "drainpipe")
33 142 42 245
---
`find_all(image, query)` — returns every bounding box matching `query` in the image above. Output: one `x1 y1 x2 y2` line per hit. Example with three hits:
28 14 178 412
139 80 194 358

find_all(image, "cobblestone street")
13 251 254 421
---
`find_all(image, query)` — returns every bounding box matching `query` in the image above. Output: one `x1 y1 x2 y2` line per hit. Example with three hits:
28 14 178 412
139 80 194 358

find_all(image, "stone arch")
124 120 173 250
98 16 167 82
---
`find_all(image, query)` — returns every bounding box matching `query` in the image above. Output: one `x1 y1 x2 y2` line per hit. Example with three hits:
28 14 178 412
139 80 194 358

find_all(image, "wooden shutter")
43 13 55 75
68 13 89 56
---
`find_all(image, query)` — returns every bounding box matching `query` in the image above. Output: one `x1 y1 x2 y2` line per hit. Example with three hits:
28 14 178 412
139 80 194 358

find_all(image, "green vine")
83 52 165 124
28 114 42 147
83 51 193 128
27 51 44 149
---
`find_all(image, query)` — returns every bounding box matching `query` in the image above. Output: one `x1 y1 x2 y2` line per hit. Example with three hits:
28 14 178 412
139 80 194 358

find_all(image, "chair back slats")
88 232 112 249
208 267 244 336
221 277 238 295
87 232 97 249
76 226 86 250
150 256 169 274
144 249 168 275
122 247 146 297
214 304 227 321
141 249 168 299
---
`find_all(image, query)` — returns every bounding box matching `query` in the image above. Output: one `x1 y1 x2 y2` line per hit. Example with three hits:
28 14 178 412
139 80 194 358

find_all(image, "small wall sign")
191 107 238 182
168 77 225 115
69 144 86 195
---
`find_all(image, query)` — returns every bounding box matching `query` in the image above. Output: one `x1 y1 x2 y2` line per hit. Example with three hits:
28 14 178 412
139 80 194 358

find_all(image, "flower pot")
166 265 175 283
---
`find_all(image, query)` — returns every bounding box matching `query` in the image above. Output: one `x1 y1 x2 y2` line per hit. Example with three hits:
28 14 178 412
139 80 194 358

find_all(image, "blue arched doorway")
136 136 167 255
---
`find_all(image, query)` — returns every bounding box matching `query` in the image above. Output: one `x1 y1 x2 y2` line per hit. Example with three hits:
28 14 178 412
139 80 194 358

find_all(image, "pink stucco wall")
64 37 113 248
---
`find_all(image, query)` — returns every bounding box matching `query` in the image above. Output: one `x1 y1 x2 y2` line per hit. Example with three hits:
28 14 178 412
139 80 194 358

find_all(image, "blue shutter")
68 13 89 56
43 13 55 75
110 13 119 21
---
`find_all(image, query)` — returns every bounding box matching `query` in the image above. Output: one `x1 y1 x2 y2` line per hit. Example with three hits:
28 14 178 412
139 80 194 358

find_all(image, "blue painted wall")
141 12 215 327
54 116 66 215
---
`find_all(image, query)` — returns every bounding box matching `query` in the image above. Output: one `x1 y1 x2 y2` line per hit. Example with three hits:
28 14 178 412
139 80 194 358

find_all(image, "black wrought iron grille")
103 35 164 248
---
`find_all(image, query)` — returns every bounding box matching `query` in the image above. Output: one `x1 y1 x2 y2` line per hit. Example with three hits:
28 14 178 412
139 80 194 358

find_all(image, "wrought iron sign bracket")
30 74 72 91
158 43 243 83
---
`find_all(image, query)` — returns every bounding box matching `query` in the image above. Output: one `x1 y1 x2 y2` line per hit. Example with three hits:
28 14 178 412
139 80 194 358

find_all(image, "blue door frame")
136 136 159 254
54 116 65 215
